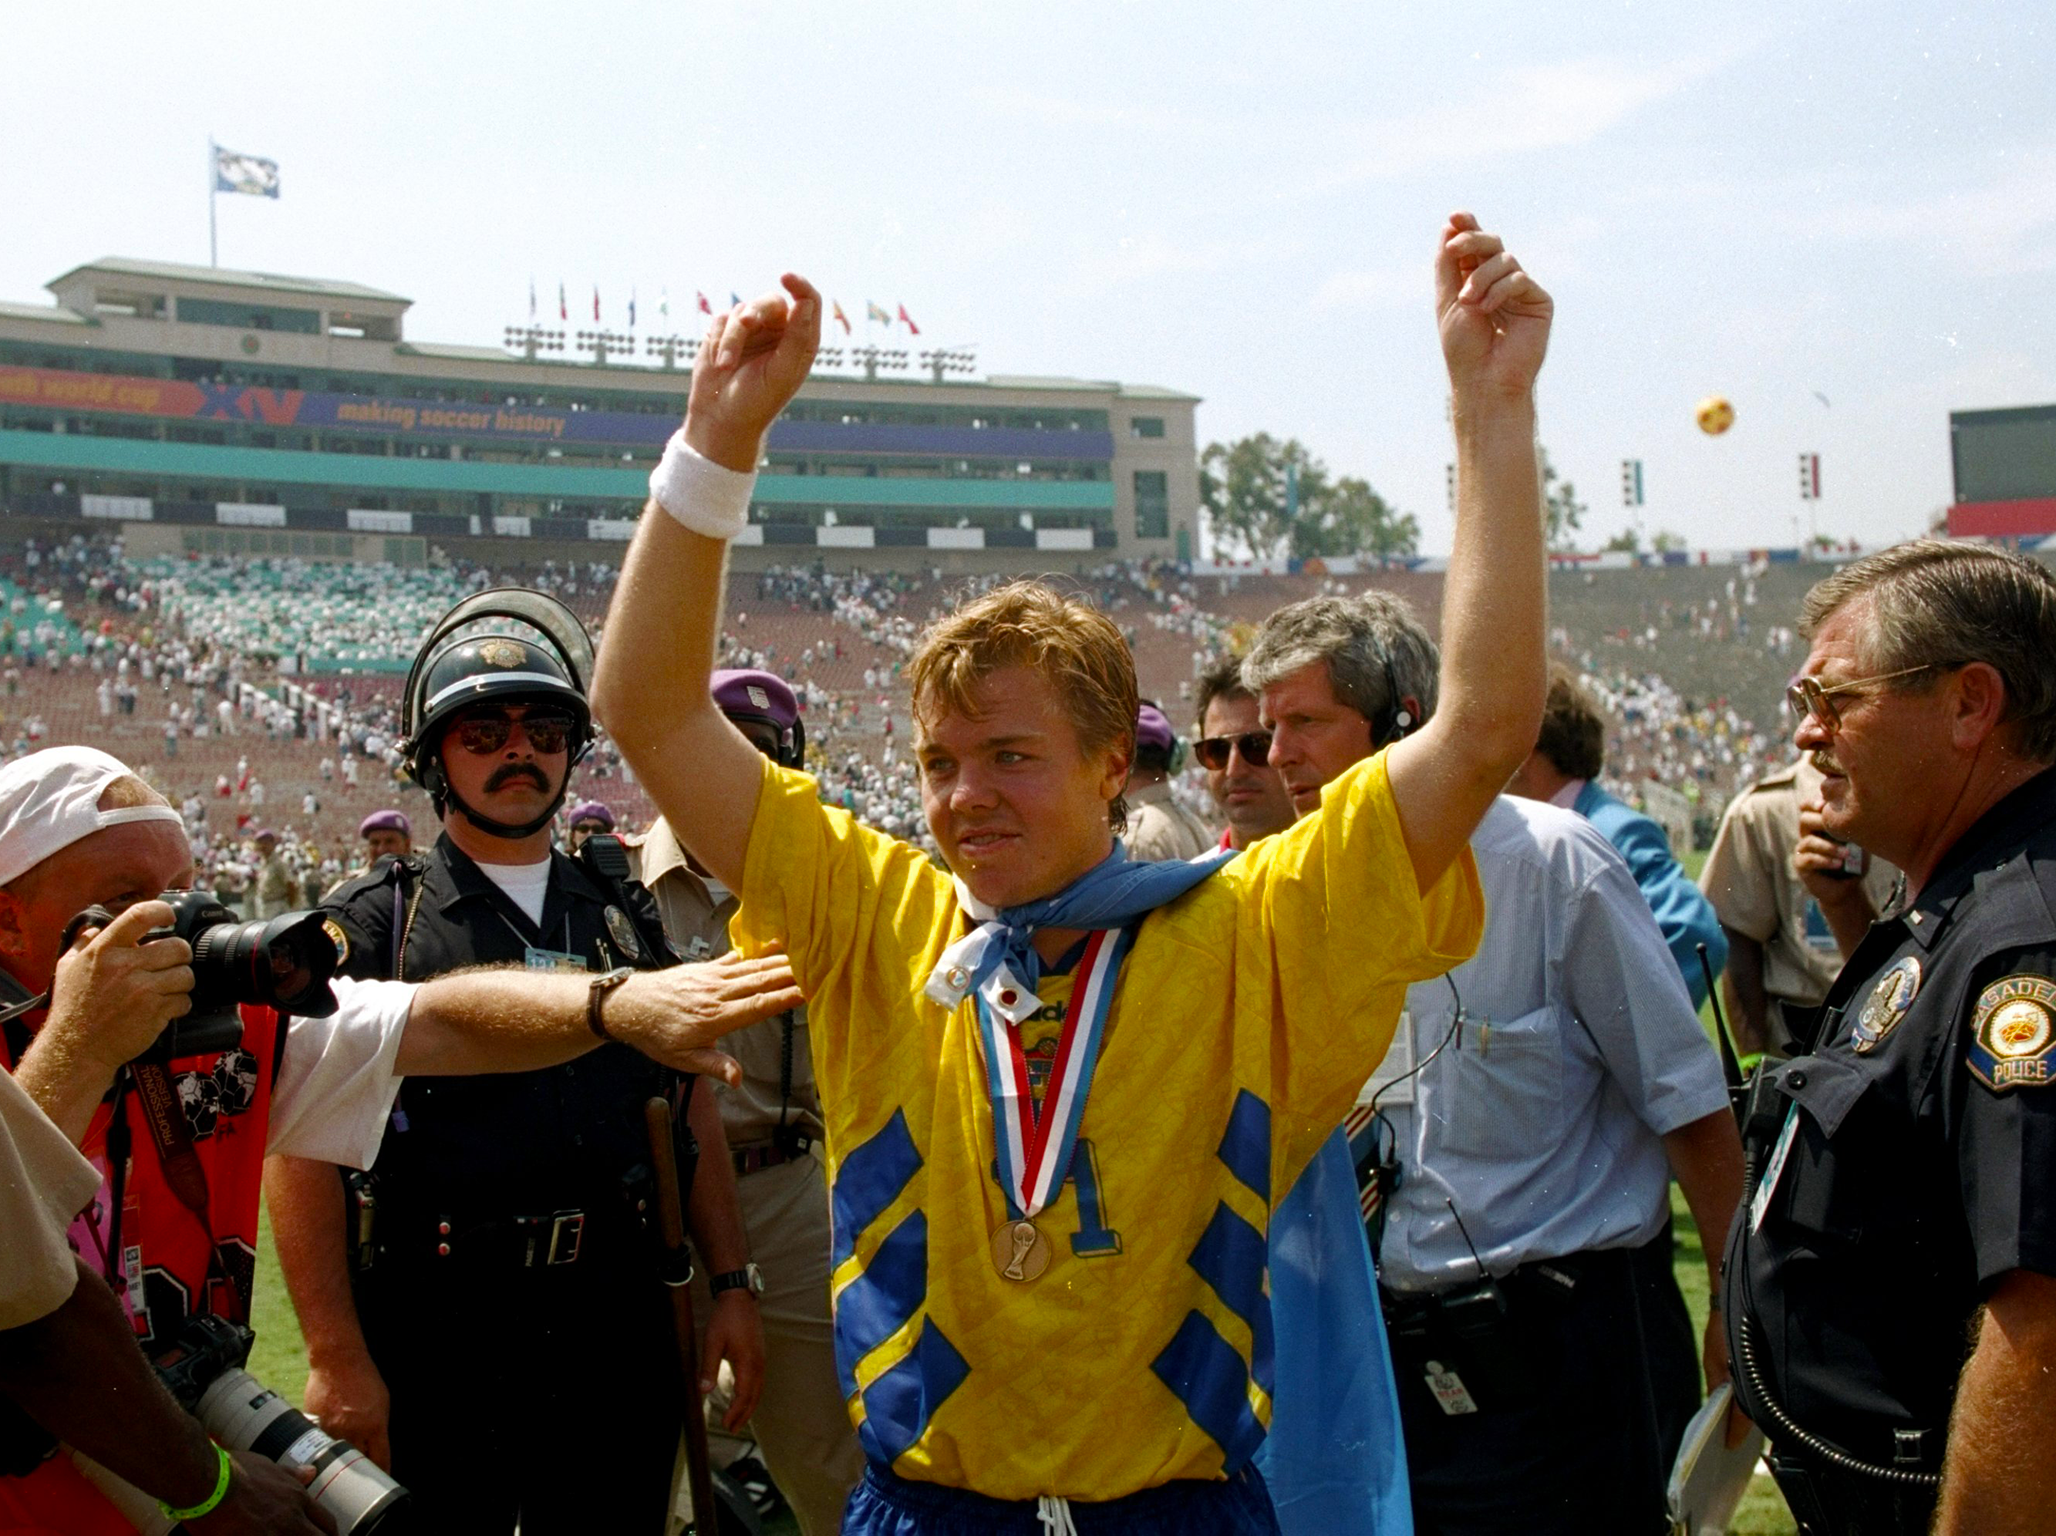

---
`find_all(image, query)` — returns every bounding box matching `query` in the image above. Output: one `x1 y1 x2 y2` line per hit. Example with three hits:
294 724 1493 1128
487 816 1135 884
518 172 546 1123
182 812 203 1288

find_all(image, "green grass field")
242 844 1794 1532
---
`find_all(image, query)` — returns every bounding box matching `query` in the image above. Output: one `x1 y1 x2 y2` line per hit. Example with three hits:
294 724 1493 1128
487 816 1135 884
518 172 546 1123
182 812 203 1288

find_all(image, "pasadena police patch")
1852 956 1921 1054
321 917 352 968
1968 974 2056 1092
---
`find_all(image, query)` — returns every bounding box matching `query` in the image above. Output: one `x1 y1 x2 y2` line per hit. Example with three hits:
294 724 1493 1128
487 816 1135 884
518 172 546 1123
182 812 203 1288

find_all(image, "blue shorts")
842 1460 1281 1535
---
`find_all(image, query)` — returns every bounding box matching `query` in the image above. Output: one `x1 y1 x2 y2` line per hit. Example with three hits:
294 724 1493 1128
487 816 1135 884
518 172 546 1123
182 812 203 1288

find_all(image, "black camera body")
64 892 342 1063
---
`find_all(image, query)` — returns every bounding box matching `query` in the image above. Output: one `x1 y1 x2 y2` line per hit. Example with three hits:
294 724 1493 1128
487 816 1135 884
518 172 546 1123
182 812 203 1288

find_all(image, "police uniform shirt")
1724 766 2056 1465
1375 796 1731 1293
320 833 670 1223
625 816 825 1149
1701 758 1899 1019
729 749 1482 1502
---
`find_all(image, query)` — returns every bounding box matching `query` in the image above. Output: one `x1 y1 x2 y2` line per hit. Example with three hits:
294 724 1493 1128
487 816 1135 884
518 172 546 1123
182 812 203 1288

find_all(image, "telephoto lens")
156 1315 408 1533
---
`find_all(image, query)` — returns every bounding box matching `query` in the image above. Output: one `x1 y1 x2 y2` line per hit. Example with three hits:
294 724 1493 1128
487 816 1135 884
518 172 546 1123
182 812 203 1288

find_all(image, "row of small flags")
528 283 919 335
209 145 927 338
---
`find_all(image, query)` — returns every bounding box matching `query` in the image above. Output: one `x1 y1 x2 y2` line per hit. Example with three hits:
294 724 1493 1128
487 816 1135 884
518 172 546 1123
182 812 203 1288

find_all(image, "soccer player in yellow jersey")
596 212 1552 1533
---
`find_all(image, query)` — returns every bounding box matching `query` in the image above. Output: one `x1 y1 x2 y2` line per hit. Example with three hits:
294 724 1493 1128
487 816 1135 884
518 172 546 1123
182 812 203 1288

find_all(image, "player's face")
918 666 1128 908
1201 693 1296 847
364 829 410 859
1792 598 1953 866
1259 660 1377 817
438 703 570 825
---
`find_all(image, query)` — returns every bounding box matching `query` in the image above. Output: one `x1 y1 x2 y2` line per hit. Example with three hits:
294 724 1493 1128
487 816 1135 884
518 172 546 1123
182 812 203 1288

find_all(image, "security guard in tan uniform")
1119 702 1215 863
626 667 865 1535
1701 755 1898 1062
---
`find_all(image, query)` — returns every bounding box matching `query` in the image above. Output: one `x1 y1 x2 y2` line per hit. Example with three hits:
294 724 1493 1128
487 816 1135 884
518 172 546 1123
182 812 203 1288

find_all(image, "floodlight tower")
920 346 978 384
503 325 566 361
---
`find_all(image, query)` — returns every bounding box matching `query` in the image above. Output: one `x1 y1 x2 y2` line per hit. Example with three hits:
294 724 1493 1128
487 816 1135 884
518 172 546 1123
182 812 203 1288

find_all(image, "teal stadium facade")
0 259 1201 570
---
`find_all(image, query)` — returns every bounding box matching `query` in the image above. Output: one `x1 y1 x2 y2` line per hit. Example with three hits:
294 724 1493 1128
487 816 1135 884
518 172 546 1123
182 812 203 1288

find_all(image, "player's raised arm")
1386 213 1553 890
592 276 822 888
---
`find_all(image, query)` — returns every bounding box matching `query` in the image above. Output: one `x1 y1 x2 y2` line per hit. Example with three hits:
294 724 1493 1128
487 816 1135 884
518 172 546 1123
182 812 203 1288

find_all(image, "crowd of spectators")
0 530 1827 887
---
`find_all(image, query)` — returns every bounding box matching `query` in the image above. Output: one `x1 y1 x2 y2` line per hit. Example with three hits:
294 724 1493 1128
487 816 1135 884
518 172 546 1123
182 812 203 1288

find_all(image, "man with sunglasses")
1193 655 1297 852
564 800 614 855
1721 541 2056 1536
1244 591 1744 1535
266 603 767 1535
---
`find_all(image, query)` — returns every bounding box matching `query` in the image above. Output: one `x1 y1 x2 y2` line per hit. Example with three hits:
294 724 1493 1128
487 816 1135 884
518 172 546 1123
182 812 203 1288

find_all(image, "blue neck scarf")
925 842 1234 1014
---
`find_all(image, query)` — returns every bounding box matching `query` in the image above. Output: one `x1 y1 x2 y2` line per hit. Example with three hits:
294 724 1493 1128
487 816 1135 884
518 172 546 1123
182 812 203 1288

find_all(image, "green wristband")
159 1444 233 1522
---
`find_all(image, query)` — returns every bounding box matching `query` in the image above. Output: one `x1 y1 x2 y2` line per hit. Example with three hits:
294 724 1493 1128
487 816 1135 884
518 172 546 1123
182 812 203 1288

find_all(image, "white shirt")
475 857 551 926
1375 796 1730 1292
266 975 415 1170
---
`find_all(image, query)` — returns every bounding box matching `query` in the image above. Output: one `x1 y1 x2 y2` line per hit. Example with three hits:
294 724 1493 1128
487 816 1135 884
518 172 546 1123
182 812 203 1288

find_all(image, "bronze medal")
990 1217 1051 1282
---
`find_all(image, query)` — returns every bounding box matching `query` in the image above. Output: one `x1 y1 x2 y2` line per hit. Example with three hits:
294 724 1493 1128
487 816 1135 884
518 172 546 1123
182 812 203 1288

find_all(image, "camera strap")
128 1059 246 1325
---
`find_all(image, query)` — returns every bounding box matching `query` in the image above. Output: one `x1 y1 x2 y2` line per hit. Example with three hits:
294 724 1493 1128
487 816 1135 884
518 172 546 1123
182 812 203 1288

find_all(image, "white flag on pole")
214 148 280 199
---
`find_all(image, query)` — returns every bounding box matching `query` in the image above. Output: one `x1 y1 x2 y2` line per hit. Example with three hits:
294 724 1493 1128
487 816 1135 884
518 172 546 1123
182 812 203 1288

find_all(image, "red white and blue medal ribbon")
976 926 1134 1219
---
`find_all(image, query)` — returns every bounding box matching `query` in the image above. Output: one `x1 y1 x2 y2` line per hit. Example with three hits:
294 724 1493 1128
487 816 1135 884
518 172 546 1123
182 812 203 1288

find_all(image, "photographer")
0 746 800 1532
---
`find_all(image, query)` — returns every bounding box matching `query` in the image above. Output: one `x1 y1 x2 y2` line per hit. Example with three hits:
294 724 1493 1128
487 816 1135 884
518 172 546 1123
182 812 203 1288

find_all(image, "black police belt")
365 1204 652 1275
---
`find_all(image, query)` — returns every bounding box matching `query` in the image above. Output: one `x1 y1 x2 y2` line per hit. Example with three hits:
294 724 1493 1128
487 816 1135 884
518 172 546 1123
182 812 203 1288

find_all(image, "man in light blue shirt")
1247 594 1746 1536
1506 665 1728 1007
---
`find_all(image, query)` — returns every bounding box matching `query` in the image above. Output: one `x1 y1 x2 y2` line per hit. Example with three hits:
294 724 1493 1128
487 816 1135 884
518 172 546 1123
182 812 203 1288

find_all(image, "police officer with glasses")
1722 540 2056 1536
266 590 770 1535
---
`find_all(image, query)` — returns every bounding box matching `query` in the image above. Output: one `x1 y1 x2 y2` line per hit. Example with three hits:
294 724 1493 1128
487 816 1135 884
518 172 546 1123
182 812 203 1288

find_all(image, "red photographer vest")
0 1004 282 1535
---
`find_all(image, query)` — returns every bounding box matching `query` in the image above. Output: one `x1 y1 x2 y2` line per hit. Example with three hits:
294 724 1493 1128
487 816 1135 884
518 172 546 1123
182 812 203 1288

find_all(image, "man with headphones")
264 591 765 1534
1120 702 1218 862
1243 592 1745 1536
624 670 865 1535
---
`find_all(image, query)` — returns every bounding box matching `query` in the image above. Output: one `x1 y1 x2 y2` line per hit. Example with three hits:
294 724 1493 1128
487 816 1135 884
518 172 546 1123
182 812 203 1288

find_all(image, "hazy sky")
3 2 2049 555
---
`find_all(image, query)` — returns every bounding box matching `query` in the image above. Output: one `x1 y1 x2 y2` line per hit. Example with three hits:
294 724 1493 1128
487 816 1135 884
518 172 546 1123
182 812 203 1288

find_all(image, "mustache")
485 763 551 792
1809 750 1842 776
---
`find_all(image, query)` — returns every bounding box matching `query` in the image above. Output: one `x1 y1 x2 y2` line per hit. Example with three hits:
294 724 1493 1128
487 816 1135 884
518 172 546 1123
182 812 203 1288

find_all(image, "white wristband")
649 429 756 540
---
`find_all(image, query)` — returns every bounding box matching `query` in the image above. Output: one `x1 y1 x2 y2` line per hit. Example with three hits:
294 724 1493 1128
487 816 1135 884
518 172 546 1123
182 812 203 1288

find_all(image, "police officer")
1722 540 2056 1536
264 589 764 1535
625 669 865 1535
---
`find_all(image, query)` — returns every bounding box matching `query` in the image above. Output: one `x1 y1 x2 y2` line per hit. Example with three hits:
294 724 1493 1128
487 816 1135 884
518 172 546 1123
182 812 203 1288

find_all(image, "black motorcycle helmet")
400 589 598 839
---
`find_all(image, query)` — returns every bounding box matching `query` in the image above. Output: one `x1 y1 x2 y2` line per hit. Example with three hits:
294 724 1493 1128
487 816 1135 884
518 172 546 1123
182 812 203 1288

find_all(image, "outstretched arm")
593 277 823 889
1386 214 1552 891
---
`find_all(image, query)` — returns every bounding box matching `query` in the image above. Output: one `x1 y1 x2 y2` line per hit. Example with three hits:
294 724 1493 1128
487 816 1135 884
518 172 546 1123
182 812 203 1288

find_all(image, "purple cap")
359 809 411 839
567 801 614 830
1136 703 1175 753
253 827 279 844
711 669 799 730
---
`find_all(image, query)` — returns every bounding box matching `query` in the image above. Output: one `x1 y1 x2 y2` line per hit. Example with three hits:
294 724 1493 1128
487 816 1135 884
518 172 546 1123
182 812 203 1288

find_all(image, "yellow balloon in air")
1697 396 1736 435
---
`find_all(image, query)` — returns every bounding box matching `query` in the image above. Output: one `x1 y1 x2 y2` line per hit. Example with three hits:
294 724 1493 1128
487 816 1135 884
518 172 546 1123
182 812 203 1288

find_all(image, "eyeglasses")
450 707 576 756
1194 731 1274 771
1785 666 1932 731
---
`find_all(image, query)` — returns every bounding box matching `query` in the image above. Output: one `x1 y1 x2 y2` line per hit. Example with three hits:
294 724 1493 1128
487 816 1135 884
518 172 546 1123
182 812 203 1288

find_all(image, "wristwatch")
710 1262 765 1299
587 966 636 1040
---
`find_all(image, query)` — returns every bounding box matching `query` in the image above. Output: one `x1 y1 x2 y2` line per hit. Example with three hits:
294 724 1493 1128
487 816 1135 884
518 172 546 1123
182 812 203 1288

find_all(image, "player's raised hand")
1435 213 1551 401
684 275 822 472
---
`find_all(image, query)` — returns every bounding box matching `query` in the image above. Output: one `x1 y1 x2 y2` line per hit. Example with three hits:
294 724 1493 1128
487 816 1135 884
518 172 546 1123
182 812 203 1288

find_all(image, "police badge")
1851 955 1921 1054
477 638 526 669
604 905 642 961
1967 974 2056 1093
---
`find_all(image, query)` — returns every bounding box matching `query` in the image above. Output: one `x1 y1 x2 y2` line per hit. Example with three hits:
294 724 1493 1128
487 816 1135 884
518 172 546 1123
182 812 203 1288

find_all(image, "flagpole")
207 138 217 267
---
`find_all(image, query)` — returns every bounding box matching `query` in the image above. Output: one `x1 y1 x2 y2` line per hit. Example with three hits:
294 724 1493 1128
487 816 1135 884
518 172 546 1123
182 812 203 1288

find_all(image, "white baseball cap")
0 747 187 890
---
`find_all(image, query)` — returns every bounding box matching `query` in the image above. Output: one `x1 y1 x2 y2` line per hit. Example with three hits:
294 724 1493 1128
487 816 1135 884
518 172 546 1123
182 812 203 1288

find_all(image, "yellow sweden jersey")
731 749 1482 1501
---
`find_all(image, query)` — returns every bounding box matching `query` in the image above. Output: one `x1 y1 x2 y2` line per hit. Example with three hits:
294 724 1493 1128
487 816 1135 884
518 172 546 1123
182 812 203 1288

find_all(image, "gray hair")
1241 592 1440 735
1801 539 2056 762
